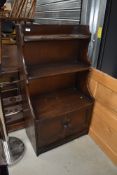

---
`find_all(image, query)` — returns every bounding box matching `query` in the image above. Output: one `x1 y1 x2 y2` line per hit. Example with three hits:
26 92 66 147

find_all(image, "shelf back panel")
28 73 76 96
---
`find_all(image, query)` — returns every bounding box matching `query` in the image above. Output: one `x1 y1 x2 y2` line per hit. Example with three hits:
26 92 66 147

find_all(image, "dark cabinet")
17 24 94 155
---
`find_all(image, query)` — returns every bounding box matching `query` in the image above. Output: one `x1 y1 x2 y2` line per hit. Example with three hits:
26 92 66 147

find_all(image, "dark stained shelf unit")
28 62 90 80
17 24 94 155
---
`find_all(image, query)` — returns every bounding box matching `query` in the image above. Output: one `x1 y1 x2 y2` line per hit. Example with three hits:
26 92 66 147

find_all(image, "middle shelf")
27 62 90 80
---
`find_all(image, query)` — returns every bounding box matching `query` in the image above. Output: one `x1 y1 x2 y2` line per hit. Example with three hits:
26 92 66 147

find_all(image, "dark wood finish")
23 24 90 36
28 62 89 80
17 24 94 155
36 106 92 149
24 40 90 65
31 88 92 120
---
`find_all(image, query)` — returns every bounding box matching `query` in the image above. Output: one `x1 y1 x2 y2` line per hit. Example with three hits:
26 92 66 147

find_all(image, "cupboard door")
62 107 92 136
38 117 64 147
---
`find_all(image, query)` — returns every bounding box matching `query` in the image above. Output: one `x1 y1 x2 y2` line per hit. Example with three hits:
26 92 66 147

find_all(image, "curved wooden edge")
16 24 36 121
23 24 90 35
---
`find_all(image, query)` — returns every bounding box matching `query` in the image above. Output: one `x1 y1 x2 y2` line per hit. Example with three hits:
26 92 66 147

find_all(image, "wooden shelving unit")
27 62 90 80
17 24 94 155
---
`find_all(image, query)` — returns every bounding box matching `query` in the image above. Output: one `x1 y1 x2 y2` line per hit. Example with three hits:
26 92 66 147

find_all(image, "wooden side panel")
89 68 117 165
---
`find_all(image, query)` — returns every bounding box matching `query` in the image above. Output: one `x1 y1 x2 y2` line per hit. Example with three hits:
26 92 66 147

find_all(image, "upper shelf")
17 24 91 70
28 62 90 80
24 34 90 42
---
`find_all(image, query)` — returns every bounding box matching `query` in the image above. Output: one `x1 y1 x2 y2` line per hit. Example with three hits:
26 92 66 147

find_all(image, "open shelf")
28 62 89 80
31 88 93 120
24 34 90 42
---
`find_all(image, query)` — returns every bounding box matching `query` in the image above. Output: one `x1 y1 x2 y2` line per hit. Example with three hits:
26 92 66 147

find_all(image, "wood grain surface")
89 68 117 165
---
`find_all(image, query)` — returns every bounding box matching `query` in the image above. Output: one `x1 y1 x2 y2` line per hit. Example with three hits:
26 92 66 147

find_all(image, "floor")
9 129 117 175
